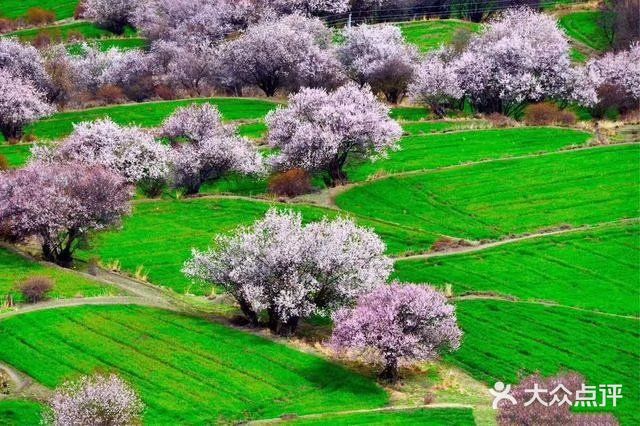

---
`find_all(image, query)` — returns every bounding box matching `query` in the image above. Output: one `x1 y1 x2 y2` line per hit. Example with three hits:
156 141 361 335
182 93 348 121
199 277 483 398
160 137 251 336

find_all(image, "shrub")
32 32 52 49
0 19 16 33
95 84 126 104
17 276 54 303
487 113 516 128
74 0 87 19
0 154 8 171
524 102 577 126
154 84 175 100
25 8 56 25
592 84 636 119
268 168 312 197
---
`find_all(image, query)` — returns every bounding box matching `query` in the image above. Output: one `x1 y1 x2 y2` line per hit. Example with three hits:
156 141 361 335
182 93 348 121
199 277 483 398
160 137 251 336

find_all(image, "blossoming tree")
331 283 462 382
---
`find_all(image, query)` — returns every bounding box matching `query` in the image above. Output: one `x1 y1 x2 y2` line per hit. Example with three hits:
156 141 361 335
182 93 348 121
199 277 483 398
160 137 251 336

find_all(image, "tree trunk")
0 123 22 141
378 355 399 383
238 298 259 327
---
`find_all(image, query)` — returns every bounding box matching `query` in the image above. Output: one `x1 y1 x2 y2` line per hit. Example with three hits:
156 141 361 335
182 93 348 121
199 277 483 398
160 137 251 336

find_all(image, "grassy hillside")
0 0 78 20
80 198 437 294
450 300 640 425
337 144 640 240
0 247 120 302
0 144 32 168
22 98 281 141
560 11 611 52
397 19 480 52
394 222 640 316
0 305 388 424
4 21 133 43
286 408 475 425
345 127 592 183
0 400 43 425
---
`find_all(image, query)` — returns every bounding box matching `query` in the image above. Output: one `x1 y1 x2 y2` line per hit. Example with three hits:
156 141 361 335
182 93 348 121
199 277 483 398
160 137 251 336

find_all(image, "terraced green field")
397 19 480 52
80 198 437 294
0 144 32 168
450 300 640 425
4 21 134 43
560 11 611 52
394 222 640 316
401 120 489 135
20 98 281 141
337 144 640 240
0 247 120 302
286 408 475 425
0 400 43 425
345 127 592 182
0 305 388 424
0 0 77 20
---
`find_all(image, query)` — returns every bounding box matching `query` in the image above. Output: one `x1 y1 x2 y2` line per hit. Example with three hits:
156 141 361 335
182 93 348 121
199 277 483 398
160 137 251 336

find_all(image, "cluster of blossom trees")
184 209 462 380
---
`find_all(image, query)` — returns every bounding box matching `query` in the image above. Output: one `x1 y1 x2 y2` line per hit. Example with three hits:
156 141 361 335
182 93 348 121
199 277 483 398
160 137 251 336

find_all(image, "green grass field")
337 144 640 240
0 400 43 425
0 247 120 302
21 98 281 141
4 21 135 43
560 11 611 52
449 300 640 425
0 305 388 424
345 127 592 183
397 19 480 52
394 222 640 316
79 198 437 294
0 0 77 20
401 120 489 135
286 408 475 425
0 144 32 168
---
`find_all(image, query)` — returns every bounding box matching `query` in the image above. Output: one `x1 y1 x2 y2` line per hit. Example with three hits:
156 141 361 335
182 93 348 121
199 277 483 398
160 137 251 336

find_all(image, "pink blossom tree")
83 0 139 34
331 283 462 383
34 119 170 197
0 70 55 140
183 209 392 336
267 83 402 185
451 7 575 115
151 41 217 95
338 24 419 103
46 374 144 426
161 104 264 194
408 54 463 116
0 38 52 96
587 42 640 113
217 15 342 97
0 163 132 266
260 0 349 15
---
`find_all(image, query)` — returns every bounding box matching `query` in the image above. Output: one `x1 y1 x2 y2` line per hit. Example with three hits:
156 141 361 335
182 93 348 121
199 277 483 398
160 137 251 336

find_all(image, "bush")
25 8 56 25
32 32 53 49
74 0 87 19
96 84 126 104
0 19 16 33
17 276 54 303
592 84 636 119
524 102 576 126
154 84 176 100
487 113 517 128
268 168 312 197
0 154 8 171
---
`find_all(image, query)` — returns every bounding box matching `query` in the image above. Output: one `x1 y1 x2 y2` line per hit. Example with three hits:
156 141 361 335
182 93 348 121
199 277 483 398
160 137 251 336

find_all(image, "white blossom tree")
83 0 139 34
338 24 419 103
34 119 170 197
46 374 144 426
217 15 342 97
588 42 640 104
408 54 463 116
0 70 55 140
160 104 264 194
0 38 52 96
267 83 402 185
183 209 392 336
451 7 575 115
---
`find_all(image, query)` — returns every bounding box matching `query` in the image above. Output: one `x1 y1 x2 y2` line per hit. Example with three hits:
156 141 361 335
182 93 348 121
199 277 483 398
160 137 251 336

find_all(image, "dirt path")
394 219 638 260
0 362 50 400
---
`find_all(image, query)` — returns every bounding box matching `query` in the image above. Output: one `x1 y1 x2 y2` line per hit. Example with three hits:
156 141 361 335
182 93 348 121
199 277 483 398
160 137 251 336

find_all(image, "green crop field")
560 11 611 52
397 19 480 52
450 300 640 425
345 127 592 183
0 400 43 425
401 120 489 135
0 0 77 20
4 21 134 43
0 247 120 302
20 98 281 141
79 198 437 294
394 222 640 316
286 408 475 425
0 144 32 168
0 305 388 424
337 144 640 240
